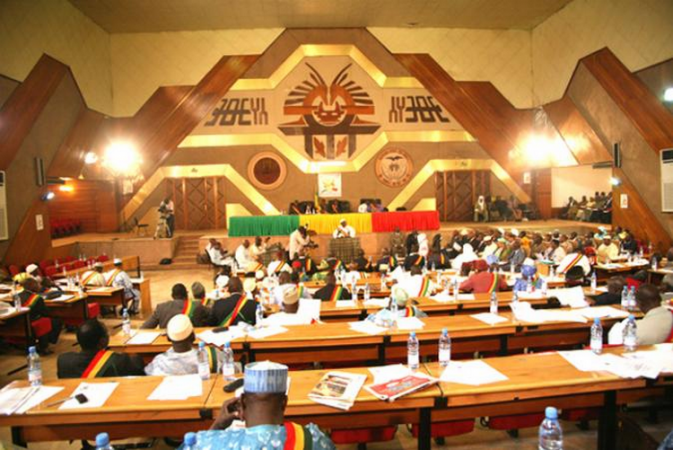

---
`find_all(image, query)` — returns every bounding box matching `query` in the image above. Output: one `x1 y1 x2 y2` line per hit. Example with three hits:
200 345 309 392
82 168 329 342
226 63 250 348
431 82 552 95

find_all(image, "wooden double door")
167 177 226 230
435 171 490 222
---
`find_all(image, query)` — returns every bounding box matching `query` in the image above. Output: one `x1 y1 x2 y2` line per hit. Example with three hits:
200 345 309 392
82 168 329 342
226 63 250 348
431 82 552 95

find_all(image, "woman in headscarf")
451 243 478 270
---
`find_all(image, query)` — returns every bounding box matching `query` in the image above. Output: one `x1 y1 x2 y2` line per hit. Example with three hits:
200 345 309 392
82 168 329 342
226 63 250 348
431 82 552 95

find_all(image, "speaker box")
34 157 45 186
613 143 622 168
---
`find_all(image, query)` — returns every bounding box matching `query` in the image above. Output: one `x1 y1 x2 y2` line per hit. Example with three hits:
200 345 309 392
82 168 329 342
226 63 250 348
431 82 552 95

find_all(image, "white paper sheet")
247 325 288 340
369 364 412 384
363 298 391 308
197 327 246 347
126 331 161 345
456 294 476 301
440 360 508 386
148 374 203 401
0 385 64 415
395 317 425 330
577 306 629 320
335 300 357 308
49 294 74 302
297 299 321 320
0 307 18 319
623 350 673 374
558 350 608 372
517 291 544 300
599 353 662 379
349 321 387 335
549 286 588 308
471 313 508 325
60 382 118 409
430 293 454 303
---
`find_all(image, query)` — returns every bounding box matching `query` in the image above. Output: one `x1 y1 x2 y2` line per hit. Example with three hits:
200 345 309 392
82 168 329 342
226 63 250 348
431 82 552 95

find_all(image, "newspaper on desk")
308 371 367 411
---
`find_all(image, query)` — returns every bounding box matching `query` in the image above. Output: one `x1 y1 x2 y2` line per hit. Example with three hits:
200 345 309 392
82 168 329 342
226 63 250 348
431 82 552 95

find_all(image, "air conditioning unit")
0 171 7 240
661 149 673 212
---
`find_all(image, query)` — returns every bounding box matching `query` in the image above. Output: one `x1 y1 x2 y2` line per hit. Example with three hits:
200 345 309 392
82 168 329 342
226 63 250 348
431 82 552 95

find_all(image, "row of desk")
109 306 632 367
1 346 669 449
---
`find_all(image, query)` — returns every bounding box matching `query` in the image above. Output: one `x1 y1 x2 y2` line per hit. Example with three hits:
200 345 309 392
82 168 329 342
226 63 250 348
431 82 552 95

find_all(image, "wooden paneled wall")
47 180 119 233
3 193 54 266
48 107 105 178
0 55 67 170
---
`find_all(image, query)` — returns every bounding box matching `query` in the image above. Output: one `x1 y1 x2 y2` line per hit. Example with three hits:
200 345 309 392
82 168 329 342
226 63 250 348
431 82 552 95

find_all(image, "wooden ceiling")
67 0 573 33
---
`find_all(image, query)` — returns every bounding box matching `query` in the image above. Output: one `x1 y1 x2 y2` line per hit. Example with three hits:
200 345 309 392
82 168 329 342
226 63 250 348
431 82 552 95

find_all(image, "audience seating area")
7 254 110 278
49 218 83 239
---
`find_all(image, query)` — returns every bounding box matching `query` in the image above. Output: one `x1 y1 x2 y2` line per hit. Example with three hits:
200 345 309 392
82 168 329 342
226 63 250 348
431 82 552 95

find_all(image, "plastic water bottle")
651 256 658 271
621 286 628 309
623 314 637 352
439 328 451 367
549 266 556 278
541 279 548 296
183 432 197 450
196 342 210 380
407 332 420 371
628 286 637 310
512 289 519 304
351 283 358 301
222 341 235 380
255 303 264 328
121 308 131 336
12 283 20 310
538 406 563 450
490 291 498 315
590 271 597 292
590 317 603 354
27 346 42 387
95 432 114 450
364 283 370 301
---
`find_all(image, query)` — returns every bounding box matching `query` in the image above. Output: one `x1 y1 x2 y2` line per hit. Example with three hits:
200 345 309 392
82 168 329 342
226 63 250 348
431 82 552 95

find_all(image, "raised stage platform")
52 220 609 268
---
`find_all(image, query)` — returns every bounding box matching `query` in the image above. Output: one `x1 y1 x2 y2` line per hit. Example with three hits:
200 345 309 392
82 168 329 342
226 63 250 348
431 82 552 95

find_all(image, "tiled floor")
1 267 670 449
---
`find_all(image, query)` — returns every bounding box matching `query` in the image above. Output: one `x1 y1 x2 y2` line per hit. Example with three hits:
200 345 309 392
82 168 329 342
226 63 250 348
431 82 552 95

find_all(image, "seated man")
502 240 526 272
596 236 619 263
608 284 673 345
191 281 210 307
18 278 62 353
398 266 436 298
427 248 449 270
264 285 315 326
544 239 567 264
81 262 106 286
391 285 427 318
353 249 373 272
451 243 478 271
332 219 356 238
294 249 317 277
107 258 140 314
57 319 144 378
592 276 625 306
142 283 210 329
145 315 220 376
403 244 425 271
235 240 254 270
321 253 344 272
314 272 351 301
210 278 258 327
459 259 508 294
206 238 230 268
342 263 362 287
376 248 398 272
25 263 56 291
267 250 291 277
557 250 592 277
198 361 335 449
272 272 312 307
250 236 270 261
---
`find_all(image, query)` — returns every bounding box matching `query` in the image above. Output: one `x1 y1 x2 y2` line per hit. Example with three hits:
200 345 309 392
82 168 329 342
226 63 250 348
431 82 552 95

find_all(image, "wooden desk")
43 293 90 324
0 376 216 445
426 352 646 450
54 256 142 279
0 308 34 348
207 368 442 450
595 262 648 281
80 287 125 312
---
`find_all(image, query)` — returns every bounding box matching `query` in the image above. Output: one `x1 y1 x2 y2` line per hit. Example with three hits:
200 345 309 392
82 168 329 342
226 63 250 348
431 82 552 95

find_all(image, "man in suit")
314 272 351 301
18 278 62 353
209 277 258 327
57 319 144 378
141 283 210 329
592 276 625 306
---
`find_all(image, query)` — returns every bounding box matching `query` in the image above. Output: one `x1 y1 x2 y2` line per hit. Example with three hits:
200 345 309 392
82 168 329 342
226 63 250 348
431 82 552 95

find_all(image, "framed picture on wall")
318 173 342 198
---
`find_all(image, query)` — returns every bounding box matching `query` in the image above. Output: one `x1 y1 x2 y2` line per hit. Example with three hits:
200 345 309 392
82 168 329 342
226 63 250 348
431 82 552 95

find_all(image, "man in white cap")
264 285 316 326
145 314 220 376
332 218 355 238
81 262 106 287
25 263 55 290
199 361 335 449
106 258 140 314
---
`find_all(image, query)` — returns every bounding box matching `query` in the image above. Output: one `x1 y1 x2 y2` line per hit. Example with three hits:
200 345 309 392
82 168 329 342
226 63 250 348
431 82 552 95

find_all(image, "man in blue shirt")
196 361 335 449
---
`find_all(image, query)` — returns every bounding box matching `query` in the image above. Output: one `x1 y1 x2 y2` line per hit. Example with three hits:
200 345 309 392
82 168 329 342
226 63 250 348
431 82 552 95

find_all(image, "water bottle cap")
198 341 205 348
594 317 600 324
410 331 416 337
95 432 110 446
28 346 36 354
545 406 558 419
224 341 231 348
628 314 635 320
442 328 448 335
184 432 197 445
123 308 127 313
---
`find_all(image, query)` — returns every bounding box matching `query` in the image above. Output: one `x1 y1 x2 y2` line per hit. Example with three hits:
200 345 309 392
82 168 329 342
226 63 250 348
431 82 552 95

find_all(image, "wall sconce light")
41 192 55 201
610 176 622 186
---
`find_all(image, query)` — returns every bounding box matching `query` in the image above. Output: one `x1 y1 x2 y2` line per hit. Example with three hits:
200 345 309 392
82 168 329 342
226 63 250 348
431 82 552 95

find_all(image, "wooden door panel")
435 170 492 222
167 177 226 230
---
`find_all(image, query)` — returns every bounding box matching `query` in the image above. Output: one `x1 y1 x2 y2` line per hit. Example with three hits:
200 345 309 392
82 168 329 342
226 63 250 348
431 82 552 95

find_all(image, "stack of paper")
624 348 673 374
247 325 288 340
430 293 454 303
510 302 586 324
395 317 425 330
148 374 203 401
60 382 118 409
440 360 508 386
126 331 161 345
349 321 387 335
577 306 629 320
0 385 63 415
471 313 508 326
365 372 438 401
549 286 588 308
308 371 367 410
363 298 391 308
559 350 666 379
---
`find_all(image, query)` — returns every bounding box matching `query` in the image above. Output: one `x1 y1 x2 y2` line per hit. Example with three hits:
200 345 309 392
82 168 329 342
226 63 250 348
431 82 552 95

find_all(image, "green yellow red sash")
330 286 344 302
404 306 417 317
198 297 210 307
304 258 314 272
182 300 196 319
81 271 98 285
333 260 343 271
252 262 264 273
487 273 499 294
82 350 115 378
23 293 40 309
284 421 313 450
418 277 431 297
219 294 249 327
206 346 218 372
388 255 397 267
274 261 288 274
414 255 423 266
298 285 305 298
561 253 583 274
106 269 122 286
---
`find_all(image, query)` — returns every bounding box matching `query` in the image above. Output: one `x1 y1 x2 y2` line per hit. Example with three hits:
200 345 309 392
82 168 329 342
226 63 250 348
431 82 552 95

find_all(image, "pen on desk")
46 393 88 408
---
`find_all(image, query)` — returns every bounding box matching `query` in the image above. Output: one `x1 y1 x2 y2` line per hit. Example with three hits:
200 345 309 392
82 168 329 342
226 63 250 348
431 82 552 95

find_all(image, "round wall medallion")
375 148 414 188
247 152 287 190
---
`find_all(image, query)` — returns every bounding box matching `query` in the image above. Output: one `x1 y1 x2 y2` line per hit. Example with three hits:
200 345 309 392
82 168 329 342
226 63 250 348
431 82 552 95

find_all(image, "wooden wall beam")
583 48 673 152
48 107 105 178
0 55 68 170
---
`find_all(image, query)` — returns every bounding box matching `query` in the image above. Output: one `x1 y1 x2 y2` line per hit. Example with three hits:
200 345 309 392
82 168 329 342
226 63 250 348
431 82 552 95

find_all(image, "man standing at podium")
333 219 356 238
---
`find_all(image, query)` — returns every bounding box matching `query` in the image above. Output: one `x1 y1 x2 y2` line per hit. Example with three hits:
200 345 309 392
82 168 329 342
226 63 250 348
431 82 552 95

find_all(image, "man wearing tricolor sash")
57 319 144 378
142 283 209 329
460 259 508 294
210 277 258 327
267 251 292 277
146 314 222 376
403 244 425 271
367 285 427 322
314 272 351 302
106 258 140 314
397 266 437 299
197 361 335 449
19 278 63 352
556 251 591 277
81 262 106 287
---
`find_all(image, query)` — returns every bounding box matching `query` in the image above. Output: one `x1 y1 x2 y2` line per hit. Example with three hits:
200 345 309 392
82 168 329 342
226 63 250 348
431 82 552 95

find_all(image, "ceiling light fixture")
664 87 673 103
